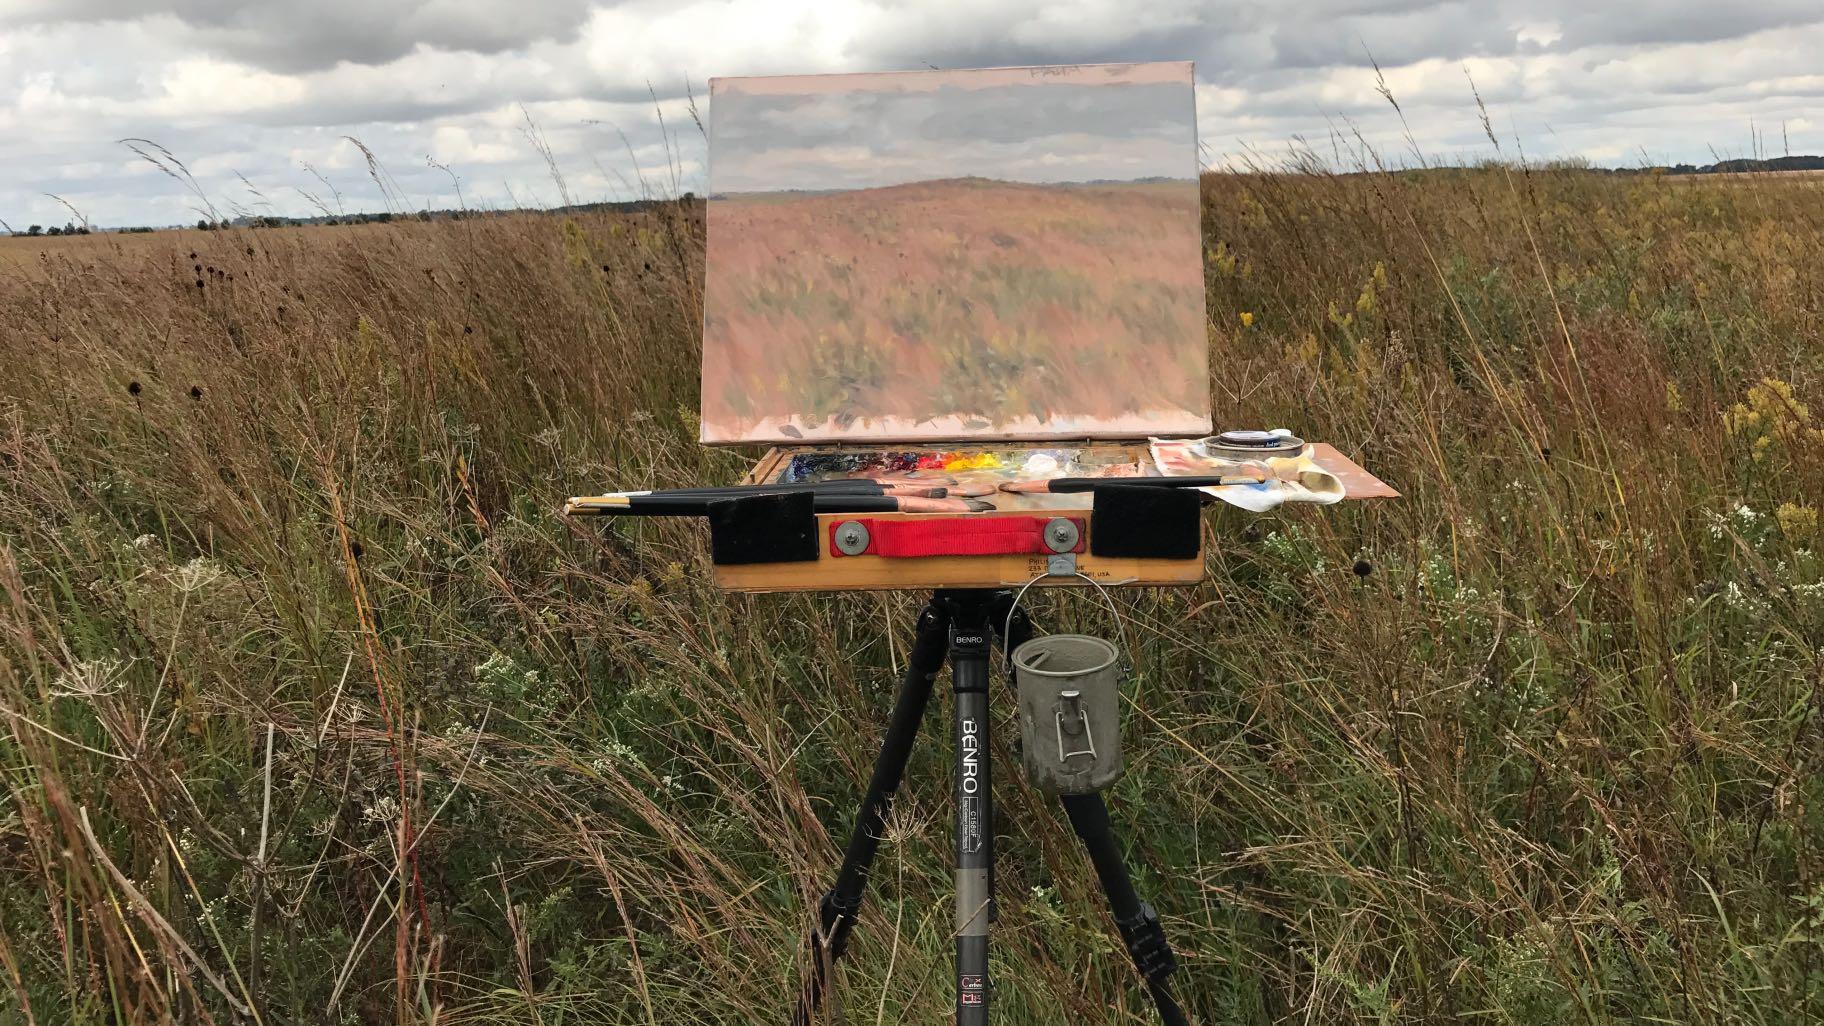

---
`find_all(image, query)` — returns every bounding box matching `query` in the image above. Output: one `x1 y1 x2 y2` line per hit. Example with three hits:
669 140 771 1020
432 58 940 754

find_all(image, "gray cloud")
4 0 598 72
1551 2 1824 50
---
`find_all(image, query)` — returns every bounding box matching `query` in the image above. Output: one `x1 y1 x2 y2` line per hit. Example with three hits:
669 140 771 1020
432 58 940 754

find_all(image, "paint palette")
758 445 1139 509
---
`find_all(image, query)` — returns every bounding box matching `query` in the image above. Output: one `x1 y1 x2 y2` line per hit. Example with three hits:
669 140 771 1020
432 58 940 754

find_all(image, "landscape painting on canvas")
700 62 1209 444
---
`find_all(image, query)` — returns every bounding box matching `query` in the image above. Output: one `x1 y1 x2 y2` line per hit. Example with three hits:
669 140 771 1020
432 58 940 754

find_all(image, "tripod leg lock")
1115 901 1178 984
815 888 864 956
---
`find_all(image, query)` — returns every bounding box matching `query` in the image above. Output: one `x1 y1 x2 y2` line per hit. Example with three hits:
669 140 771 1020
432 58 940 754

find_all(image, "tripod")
793 589 1188 1025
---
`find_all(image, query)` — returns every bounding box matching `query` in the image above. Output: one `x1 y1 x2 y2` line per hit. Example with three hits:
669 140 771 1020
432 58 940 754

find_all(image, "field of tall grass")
1 164 1820 1025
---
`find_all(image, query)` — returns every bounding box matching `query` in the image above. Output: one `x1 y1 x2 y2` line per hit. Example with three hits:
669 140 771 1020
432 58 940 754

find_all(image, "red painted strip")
829 517 1086 558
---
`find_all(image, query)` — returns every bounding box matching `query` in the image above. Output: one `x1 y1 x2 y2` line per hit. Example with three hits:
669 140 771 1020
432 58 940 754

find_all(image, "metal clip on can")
1011 635 1124 796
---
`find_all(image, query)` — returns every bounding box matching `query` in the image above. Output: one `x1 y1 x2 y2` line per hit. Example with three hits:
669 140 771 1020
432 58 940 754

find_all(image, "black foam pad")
1088 484 1202 560
707 492 820 565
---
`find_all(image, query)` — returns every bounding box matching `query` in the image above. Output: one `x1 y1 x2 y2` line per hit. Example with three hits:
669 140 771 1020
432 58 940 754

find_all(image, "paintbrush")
927 482 998 498
828 473 1007 498
998 472 1269 494
578 480 949 500
565 493 995 516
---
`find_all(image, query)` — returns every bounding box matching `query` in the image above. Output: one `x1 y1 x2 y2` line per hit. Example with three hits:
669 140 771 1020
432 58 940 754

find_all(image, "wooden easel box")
711 440 1394 592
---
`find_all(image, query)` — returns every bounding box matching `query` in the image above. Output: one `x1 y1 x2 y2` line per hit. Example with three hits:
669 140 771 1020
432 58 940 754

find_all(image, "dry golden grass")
0 167 1820 1026
0 222 414 272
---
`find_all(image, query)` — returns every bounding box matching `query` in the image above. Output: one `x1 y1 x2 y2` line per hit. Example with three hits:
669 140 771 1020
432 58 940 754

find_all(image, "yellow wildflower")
1776 503 1818 543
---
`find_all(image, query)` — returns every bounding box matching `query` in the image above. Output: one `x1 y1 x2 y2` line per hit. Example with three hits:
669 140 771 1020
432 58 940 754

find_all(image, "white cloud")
155 58 309 116
582 0 870 87
431 125 519 164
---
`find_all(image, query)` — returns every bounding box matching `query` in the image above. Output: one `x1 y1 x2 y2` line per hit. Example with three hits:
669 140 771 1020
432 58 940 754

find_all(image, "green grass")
0 164 1820 1025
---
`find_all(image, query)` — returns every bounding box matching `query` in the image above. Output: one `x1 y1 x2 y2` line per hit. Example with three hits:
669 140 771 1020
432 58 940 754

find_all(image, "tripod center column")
949 620 992 1025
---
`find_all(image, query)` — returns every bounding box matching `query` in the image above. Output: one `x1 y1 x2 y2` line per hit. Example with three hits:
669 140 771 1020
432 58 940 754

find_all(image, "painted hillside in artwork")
700 62 1210 444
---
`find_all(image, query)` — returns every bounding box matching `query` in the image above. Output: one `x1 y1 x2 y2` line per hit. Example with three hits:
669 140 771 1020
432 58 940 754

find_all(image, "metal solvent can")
1011 635 1125 796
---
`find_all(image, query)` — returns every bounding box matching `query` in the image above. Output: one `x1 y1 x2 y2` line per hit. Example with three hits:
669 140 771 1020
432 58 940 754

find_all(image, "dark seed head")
127 381 142 396
350 541 364 560
1353 559 1373 578
1540 446 1552 460
463 325 472 335
190 385 203 400
196 279 205 288
601 264 610 273
188 251 197 259
193 263 201 273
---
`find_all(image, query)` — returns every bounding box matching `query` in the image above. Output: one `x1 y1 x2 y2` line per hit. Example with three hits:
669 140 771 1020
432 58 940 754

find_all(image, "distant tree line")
1660 155 1824 175
4 193 704 237
20 223 92 237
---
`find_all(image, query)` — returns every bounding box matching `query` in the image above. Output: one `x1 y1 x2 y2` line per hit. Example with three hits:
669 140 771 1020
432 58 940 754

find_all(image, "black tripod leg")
1057 795 1196 1015
794 599 952 1026
1061 794 1190 1026
996 593 1186 1022
949 616 994 1025
987 593 1034 925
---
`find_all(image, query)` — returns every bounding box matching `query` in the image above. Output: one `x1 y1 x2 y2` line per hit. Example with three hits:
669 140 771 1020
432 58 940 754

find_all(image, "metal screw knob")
1043 517 1080 553
833 520 871 556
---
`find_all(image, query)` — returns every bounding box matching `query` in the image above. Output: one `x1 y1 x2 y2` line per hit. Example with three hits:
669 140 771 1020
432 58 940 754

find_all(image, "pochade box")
677 62 1394 592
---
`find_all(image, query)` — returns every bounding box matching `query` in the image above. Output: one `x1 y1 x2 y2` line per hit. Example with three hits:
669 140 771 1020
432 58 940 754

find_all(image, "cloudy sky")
3 0 1823 228
711 64 1196 193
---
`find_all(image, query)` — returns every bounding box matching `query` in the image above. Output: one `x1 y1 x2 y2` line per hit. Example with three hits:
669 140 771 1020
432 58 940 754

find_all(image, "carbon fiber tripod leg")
1061 794 1190 1026
998 594 1189 1023
793 599 952 1026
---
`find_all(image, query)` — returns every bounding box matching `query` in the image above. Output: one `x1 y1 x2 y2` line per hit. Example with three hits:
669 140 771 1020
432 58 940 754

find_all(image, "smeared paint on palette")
700 62 1210 445
774 447 1141 484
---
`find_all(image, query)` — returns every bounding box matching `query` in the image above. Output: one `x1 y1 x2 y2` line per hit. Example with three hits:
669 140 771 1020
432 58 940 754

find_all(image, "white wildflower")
362 795 401 824
51 657 128 699
168 557 225 593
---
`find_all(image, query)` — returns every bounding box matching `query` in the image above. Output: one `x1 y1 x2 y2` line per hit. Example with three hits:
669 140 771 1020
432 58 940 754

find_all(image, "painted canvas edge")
706 59 1195 93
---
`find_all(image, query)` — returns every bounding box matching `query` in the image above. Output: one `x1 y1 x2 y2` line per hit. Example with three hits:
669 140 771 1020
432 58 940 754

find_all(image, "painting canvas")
700 62 1210 445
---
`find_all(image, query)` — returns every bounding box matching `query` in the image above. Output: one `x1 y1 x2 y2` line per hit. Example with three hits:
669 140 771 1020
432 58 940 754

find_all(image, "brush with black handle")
604 481 952 499
566 485 994 516
997 472 1268 494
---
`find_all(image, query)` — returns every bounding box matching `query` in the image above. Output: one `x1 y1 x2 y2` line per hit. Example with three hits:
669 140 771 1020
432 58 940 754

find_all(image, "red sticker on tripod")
961 991 985 1005
962 974 986 991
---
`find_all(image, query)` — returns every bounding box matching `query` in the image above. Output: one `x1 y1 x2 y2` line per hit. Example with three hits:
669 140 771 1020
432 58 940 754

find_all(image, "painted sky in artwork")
710 64 1198 194
700 62 1209 445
